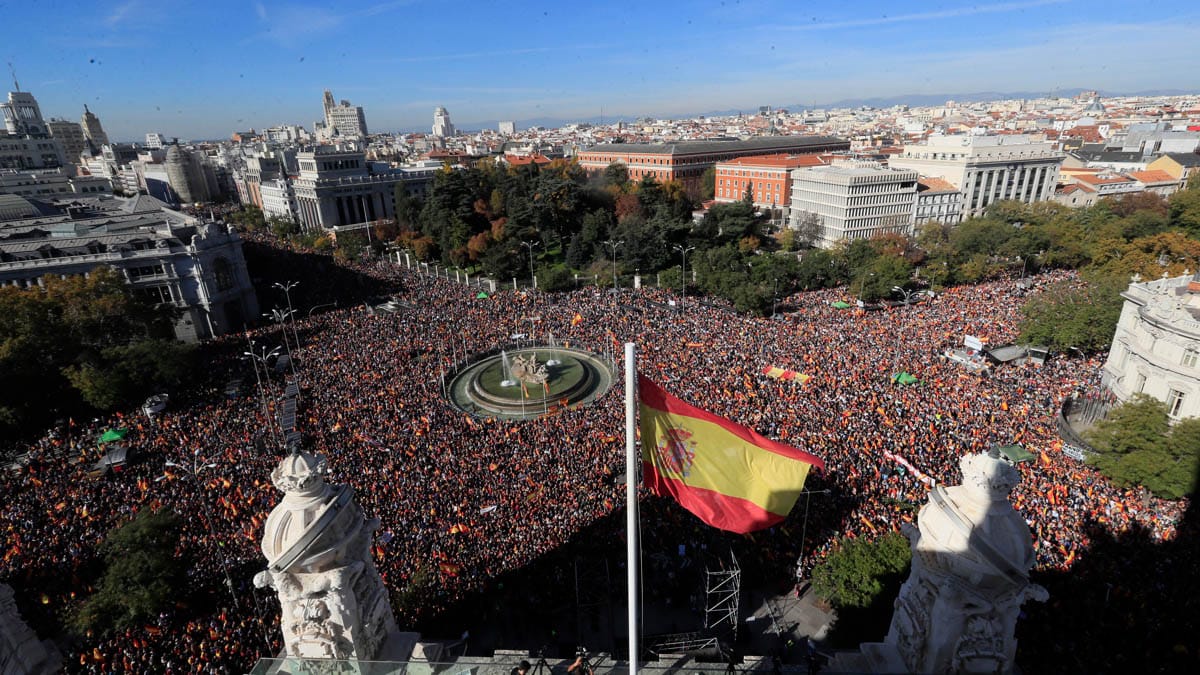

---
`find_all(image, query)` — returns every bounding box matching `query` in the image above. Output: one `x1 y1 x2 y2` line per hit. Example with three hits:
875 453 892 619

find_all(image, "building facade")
713 153 826 217
293 147 436 232
0 90 66 170
320 89 368 139
579 136 850 197
145 132 166 149
0 169 110 197
889 134 1063 217
788 161 918 248
914 177 964 226
433 106 455 138
1101 272 1200 420
46 119 88 167
260 177 298 222
80 105 109 148
0 194 258 342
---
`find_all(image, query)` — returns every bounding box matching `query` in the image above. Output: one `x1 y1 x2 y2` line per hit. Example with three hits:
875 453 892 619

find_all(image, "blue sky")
3 0 1197 140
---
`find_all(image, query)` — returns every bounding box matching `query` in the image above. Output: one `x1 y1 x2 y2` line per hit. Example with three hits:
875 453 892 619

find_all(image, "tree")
73 508 184 636
699 165 716 201
812 532 912 610
269 215 299 239
603 162 629 189
794 212 822 248
1017 278 1124 353
1085 394 1198 499
536 264 574 292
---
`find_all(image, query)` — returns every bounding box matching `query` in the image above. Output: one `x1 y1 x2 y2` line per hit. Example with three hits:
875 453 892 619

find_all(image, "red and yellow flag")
638 374 824 533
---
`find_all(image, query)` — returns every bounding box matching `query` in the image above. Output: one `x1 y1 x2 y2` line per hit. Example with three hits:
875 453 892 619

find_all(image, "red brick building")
713 153 828 213
578 135 848 196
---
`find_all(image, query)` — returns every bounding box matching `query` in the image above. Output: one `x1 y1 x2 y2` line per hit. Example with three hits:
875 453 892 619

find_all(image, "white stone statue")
842 450 1047 674
254 448 399 661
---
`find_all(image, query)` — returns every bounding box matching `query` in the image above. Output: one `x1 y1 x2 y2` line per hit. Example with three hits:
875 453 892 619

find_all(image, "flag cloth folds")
638 374 824 533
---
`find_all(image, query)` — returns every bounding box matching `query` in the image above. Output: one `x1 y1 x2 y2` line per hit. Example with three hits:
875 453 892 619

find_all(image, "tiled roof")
717 153 827 169
583 135 848 156
917 177 959 193
1127 170 1176 184
1074 173 1134 186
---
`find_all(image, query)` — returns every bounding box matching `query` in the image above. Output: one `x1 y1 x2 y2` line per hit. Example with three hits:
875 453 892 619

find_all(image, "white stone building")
0 194 258 342
0 169 110 197
145 132 166 149
432 106 455 138
293 146 436 232
788 160 918 248
260 176 298 222
1102 272 1200 420
889 134 1063 217
320 89 368 140
914 177 964 226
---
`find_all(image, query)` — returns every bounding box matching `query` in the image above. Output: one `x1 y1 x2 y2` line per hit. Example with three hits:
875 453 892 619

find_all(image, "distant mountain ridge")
439 87 1196 135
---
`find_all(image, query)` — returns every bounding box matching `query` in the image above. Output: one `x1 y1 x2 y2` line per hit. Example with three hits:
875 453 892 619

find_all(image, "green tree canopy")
812 532 912 610
1085 394 1199 499
73 508 185 636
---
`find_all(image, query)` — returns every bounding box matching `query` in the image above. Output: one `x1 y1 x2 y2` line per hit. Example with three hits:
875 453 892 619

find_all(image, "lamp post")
243 342 283 446
156 450 239 608
772 277 779 319
673 244 695 305
307 300 338 317
603 239 624 290
272 280 301 348
264 307 298 380
520 240 540 289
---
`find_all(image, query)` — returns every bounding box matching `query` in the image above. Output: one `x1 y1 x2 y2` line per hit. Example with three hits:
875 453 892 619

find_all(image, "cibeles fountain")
255 448 412 664
836 450 1048 674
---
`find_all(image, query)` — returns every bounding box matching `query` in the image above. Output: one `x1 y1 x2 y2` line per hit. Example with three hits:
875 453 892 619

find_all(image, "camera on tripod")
575 646 589 658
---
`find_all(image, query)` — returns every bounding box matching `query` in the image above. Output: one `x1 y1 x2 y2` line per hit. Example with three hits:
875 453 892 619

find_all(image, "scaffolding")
704 550 741 639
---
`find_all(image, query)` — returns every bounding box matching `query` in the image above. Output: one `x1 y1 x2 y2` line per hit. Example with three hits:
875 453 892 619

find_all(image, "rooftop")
583 135 847 156
717 153 827 169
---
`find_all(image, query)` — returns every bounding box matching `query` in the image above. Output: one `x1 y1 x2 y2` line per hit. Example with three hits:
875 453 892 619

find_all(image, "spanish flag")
639 374 824 533
571 312 583 326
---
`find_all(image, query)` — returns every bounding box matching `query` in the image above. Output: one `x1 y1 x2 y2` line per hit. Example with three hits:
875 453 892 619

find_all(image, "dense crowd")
0 246 1185 673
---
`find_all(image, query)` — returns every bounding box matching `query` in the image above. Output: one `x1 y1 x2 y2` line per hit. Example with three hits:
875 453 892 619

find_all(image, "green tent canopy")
99 428 129 444
831 301 852 309
891 372 919 385
995 443 1036 464
475 291 490 299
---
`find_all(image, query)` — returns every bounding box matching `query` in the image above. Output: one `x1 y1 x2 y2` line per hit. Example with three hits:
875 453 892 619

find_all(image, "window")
1135 373 1147 393
1167 389 1186 418
1183 348 1198 369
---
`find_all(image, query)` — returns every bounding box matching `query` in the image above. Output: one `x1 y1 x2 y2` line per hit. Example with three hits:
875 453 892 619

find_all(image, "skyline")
3 0 1199 141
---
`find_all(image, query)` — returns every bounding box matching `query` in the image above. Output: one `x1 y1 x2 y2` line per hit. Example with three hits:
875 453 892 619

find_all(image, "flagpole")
624 341 638 675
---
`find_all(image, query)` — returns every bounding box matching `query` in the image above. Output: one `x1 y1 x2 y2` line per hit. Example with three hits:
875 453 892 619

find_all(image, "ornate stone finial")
270 449 327 495
1131 272 1142 283
960 451 1021 500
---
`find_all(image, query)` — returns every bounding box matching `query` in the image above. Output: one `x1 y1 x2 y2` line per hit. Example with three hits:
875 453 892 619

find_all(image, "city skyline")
4 0 1199 140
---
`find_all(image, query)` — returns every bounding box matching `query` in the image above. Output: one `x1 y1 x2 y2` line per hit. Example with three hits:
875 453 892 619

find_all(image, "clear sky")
3 0 1198 141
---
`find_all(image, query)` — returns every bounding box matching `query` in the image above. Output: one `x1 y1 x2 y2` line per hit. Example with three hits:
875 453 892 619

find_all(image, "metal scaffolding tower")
704 550 741 638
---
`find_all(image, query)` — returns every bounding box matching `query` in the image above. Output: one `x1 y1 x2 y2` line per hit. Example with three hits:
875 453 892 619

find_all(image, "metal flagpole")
624 342 639 675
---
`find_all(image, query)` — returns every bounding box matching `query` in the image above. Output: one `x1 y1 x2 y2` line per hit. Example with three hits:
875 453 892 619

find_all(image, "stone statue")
254 448 399 661
509 353 549 385
839 450 1047 674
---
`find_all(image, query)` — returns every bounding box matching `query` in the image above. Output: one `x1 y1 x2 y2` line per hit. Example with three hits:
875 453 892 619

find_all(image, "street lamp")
520 240 540 288
772 277 779 319
243 341 283 445
307 300 338 317
602 239 624 290
264 307 299 380
155 449 239 609
673 244 695 305
272 280 301 348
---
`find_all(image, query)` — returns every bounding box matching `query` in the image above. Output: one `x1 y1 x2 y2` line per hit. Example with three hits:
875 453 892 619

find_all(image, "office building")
433 106 455 138
320 89 368 139
145 132 167 149
888 134 1063 217
498 121 516 136
80 105 109 148
914 177 964 225
47 119 88 166
788 160 918 248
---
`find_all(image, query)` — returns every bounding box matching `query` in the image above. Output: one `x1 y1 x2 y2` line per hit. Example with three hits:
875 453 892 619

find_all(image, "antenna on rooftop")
8 62 19 92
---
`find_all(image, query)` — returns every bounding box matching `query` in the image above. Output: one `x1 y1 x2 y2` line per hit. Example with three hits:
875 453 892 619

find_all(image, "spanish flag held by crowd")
638 374 824 533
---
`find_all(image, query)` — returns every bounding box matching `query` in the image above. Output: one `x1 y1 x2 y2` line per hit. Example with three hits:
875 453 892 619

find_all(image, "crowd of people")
0 243 1186 673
